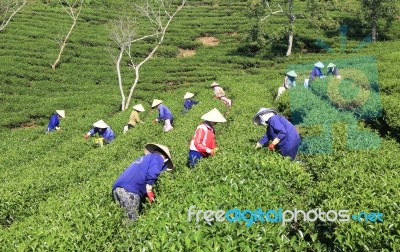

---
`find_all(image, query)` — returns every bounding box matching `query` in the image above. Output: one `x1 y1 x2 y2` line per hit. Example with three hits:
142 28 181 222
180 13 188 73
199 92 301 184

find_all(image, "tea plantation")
1 0 399 251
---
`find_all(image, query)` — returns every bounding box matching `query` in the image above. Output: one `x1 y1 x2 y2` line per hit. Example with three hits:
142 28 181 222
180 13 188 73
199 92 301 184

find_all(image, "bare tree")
0 0 27 32
51 0 83 70
110 0 186 111
258 0 296 56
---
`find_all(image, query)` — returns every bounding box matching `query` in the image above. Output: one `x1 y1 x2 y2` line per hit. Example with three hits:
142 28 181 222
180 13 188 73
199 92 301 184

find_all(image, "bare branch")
51 0 83 69
260 0 283 22
0 0 27 32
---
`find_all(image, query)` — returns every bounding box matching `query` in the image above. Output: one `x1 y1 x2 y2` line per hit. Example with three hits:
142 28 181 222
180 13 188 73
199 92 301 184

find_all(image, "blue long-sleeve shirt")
183 99 199 110
47 114 60 131
89 127 115 143
157 104 173 121
112 153 167 197
310 67 324 80
258 115 301 156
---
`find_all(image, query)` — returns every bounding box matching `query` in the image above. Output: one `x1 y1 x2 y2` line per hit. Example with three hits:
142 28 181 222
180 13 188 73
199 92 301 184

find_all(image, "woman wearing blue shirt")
152 99 174 132
46 110 65 133
254 108 301 160
182 92 199 114
310 62 325 81
84 120 115 146
112 143 173 221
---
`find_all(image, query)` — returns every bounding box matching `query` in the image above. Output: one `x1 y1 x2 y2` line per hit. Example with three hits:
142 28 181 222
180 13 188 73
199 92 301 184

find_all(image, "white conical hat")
253 108 278 125
93 120 108 129
210 82 220 87
145 143 173 169
184 92 194 99
327 63 336 68
315 62 324 68
286 70 297 77
201 108 227 123
151 99 163 108
56 110 65 118
133 104 145 112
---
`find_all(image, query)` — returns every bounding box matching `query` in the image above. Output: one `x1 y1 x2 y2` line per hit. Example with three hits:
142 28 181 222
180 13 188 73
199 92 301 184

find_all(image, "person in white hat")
46 110 65 133
112 143 173 221
84 120 115 146
253 108 301 161
188 108 227 168
309 61 326 81
124 104 145 133
210 82 232 108
276 70 297 100
151 99 174 132
326 63 341 79
182 92 199 114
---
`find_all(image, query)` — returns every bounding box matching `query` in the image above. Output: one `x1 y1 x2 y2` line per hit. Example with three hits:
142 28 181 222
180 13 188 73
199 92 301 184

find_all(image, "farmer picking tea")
188 108 227 168
124 104 145 133
112 143 173 221
84 120 115 147
182 92 199 114
46 110 65 133
327 62 341 79
210 82 232 108
276 70 297 100
152 99 174 132
254 108 301 161
309 61 326 81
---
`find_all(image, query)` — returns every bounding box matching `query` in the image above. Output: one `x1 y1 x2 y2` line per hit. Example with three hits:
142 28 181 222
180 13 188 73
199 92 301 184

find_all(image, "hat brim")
184 95 194 99
145 143 173 169
253 108 278 125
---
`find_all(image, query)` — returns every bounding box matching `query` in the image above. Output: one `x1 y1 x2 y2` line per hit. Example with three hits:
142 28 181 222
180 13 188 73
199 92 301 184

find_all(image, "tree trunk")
286 32 293 56
371 14 378 42
116 49 125 111
52 18 78 69
286 0 294 56
125 66 141 110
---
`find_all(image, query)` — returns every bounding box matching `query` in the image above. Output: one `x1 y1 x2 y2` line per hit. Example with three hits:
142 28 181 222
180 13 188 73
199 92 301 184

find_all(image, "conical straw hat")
93 120 108 129
210 82 220 88
253 108 278 125
56 110 65 118
184 92 194 99
133 104 145 112
201 108 227 123
327 63 336 68
286 70 297 77
145 143 173 169
315 62 324 68
151 99 163 108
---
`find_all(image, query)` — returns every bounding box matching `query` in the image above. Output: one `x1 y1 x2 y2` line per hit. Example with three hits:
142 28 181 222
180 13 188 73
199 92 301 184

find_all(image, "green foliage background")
0 0 399 250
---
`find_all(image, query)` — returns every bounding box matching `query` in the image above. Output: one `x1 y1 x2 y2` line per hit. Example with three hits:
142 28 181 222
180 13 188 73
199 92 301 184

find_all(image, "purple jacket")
157 104 174 121
310 67 324 80
112 153 167 197
47 114 60 131
258 115 301 155
184 99 199 110
89 127 115 143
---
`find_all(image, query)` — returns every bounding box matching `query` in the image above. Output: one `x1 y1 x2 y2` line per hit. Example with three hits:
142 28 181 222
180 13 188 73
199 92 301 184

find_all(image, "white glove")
146 184 153 193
